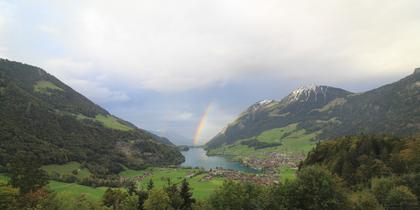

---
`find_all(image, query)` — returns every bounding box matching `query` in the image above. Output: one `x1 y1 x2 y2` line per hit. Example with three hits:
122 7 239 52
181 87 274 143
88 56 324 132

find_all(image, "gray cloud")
2 0 416 92
0 0 419 140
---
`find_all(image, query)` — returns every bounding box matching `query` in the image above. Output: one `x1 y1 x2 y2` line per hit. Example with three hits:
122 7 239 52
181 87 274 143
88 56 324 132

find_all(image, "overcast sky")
0 0 419 144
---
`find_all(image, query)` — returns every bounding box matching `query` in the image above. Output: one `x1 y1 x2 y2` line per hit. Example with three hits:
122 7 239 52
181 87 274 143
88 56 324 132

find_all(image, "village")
122 151 306 186
241 152 306 172
201 168 280 185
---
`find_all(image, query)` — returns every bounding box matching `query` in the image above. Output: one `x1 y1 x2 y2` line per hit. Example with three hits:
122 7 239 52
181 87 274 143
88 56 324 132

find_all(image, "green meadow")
48 181 108 201
42 161 91 179
1 166 225 202
94 114 133 131
34 80 63 93
0 173 9 184
120 167 225 200
278 167 297 180
207 123 318 159
75 113 133 131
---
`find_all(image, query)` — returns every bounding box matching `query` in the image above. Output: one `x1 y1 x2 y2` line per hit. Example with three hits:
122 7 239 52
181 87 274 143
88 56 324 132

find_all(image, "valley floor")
1 158 298 204
1 165 226 203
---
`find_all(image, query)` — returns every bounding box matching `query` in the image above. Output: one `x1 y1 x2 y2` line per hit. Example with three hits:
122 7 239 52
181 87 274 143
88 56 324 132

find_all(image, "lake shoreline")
180 147 260 173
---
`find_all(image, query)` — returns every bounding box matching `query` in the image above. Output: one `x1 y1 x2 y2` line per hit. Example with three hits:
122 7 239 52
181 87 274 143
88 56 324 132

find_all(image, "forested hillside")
0 59 184 175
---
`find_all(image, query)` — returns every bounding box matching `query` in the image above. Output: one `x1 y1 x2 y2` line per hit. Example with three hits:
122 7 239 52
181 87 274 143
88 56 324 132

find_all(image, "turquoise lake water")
180 148 259 173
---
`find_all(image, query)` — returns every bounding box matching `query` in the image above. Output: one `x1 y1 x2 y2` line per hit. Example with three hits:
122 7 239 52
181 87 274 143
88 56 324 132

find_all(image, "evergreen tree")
126 180 137 196
137 189 149 210
147 179 154 191
8 155 48 194
179 179 195 210
165 180 182 210
144 188 174 210
102 188 128 210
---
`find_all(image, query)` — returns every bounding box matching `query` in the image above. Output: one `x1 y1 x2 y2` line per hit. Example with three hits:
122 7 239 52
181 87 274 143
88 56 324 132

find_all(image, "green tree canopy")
144 188 174 210
8 155 48 194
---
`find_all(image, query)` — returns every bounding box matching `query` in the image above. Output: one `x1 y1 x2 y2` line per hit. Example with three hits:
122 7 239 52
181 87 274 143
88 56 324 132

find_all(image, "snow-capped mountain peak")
283 85 351 104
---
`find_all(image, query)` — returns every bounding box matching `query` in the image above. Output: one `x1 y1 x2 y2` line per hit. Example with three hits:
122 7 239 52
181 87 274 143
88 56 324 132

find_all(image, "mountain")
152 130 193 146
206 85 352 149
145 130 176 146
0 59 184 175
206 69 420 158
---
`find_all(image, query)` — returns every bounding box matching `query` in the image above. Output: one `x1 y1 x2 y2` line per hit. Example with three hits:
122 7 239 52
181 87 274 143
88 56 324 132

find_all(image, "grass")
0 173 9 185
48 181 108 201
75 113 133 131
42 161 91 179
1 172 104 202
207 123 318 160
278 167 297 181
34 80 63 94
95 114 133 131
71 114 133 131
1 167 224 202
120 167 225 200
257 124 297 143
45 167 224 201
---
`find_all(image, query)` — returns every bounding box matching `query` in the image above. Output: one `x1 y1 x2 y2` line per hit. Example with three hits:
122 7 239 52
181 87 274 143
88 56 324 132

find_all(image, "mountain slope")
0 59 184 174
206 85 352 149
206 69 420 155
152 130 193 146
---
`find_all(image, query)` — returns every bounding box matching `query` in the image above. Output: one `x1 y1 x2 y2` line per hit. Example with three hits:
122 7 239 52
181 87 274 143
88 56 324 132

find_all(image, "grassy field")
1 172 105 202
44 167 224 201
34 80 63 93
0 173 9 185
207 124 318 160
1 167 224 203
278 167 297 181
95 114 133 131
75 113 133 131
42 161 91 179
120 167 224 200
48 181 108 201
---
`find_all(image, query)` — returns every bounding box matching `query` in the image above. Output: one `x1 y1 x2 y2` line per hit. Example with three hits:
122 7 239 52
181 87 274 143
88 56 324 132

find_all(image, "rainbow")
193 103 212 145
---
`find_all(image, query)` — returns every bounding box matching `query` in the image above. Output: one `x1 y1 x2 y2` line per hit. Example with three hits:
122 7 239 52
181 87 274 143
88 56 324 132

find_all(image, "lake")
180 148 259 173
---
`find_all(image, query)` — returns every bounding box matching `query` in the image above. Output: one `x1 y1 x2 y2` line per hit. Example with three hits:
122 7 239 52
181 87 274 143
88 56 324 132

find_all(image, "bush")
385 186 418 210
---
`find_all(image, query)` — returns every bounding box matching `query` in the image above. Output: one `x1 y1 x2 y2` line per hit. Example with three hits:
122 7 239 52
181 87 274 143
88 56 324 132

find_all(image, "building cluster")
201 168 279 185
242 152 305 171
130 171 152 182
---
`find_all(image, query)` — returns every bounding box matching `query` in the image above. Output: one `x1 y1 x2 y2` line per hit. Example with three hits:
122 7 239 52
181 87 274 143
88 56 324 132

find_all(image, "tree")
126 180 138 196
385 186 419 210
165 180 182 210
371 177 396 205
137 189 149 210
121 195 139 210
179 179 195 210
8 155 48 194
144 188 174 210
207 181 268 210
0 185 19 210
286 165 351 210
102 188 128 210
147 179 154 191
350 191 384 210
266 183 288 210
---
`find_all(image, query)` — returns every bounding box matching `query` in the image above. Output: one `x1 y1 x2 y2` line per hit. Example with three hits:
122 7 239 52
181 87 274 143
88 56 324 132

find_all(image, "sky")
0 0 419 144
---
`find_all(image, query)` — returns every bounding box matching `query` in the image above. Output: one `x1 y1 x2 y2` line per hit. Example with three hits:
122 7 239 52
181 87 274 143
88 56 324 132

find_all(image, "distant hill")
0 59 184 175
206 69 420 157
152 130 193 146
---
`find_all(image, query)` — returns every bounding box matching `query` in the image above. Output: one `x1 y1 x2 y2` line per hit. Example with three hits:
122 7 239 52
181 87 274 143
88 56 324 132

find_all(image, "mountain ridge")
206 69 420 151
0 59 184 174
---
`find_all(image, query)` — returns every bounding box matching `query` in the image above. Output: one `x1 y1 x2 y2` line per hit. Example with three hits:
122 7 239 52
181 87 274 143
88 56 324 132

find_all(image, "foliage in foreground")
1 134 420 210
